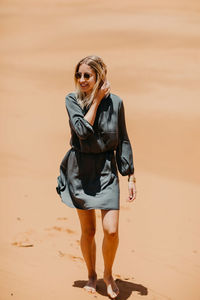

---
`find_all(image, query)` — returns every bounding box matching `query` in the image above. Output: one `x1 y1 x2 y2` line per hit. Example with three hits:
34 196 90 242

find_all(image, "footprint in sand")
58 250 65 257
12 231 35 247
12 241 34 247
68 254 84 262
58 252 83 263
45 226 75 234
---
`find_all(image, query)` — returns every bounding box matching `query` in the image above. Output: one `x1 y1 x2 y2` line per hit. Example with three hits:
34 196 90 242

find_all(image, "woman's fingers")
96 80 111 101
102 80 110 90
127 182 137 202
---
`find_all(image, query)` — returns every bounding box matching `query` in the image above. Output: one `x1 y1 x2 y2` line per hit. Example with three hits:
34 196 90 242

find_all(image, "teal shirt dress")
56 92 134 210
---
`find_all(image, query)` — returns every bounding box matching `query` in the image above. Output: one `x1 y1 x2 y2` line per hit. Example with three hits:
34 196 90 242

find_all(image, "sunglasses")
75 72 92 80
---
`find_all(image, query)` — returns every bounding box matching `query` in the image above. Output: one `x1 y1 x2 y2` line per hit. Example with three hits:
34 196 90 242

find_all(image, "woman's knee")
82 226 96 239
104 228 118 239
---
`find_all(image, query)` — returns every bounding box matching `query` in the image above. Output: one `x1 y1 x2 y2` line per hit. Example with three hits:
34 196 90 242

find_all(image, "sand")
1 0 200 299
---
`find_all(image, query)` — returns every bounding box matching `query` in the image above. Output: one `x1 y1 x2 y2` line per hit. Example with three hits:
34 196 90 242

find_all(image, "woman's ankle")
103 271 113 279
88 271 97 280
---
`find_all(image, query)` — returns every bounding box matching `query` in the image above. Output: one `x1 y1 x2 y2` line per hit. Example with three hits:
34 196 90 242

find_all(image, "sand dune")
1 1 200 299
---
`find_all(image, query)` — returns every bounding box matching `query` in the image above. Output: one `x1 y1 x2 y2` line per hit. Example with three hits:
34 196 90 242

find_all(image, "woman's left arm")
116 100 136 202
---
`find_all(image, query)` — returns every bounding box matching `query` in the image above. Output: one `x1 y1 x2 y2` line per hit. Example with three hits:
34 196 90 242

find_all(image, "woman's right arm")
83 99 100 126
65 82 110 140
65 94 94 140
84 81 110 126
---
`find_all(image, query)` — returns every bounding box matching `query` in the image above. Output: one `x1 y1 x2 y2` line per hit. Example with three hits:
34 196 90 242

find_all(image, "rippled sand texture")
1 1 200 299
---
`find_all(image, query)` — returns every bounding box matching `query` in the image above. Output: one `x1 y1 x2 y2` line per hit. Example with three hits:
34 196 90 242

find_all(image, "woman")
56 55 136 299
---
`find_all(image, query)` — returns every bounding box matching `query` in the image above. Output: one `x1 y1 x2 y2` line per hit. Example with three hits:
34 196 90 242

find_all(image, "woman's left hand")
127 181 137 202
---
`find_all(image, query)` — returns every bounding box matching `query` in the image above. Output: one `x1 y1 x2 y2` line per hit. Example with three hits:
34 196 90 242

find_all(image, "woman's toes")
104 276 119 298
107 284 118 298
83 285 96 293
83 277 97 294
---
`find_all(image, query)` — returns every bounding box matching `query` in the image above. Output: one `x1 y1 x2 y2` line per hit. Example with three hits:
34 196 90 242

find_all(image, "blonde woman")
57 55 136 299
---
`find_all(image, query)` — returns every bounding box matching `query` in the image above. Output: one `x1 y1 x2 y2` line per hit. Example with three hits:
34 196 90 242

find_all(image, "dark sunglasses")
75 72 92 80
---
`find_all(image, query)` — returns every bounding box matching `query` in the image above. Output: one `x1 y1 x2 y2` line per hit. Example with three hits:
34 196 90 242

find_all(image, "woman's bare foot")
103 274 119 299
83 275 97 294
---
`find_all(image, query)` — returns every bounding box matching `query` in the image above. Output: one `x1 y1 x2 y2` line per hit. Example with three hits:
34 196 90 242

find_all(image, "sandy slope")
1 1 200 299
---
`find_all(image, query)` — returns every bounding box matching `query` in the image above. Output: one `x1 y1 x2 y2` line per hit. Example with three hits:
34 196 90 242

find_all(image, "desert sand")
1 0 200 299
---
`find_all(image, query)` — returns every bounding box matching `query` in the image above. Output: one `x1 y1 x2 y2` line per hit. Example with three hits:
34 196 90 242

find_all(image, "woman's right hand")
95 81 111 104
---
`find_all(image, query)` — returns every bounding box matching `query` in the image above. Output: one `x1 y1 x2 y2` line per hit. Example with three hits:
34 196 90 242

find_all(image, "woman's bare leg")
101 209 119 298
76 209 97 293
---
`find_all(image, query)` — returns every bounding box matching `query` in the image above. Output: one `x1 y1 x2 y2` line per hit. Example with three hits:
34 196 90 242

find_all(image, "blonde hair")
74 55 107 109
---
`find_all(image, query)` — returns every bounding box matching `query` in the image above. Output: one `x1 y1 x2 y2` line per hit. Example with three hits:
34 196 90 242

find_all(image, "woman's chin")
81 88 92 95
80 87 88 92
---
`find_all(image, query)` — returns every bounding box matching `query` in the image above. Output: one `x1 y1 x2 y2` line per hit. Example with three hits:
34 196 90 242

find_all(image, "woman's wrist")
92 96 101 106
128 174 136 183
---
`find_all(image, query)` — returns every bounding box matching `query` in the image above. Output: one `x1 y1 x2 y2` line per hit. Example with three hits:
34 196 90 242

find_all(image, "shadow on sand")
73 278 148 299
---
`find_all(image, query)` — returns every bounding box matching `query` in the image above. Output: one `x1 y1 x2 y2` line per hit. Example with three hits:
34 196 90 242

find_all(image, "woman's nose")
79 75 85 82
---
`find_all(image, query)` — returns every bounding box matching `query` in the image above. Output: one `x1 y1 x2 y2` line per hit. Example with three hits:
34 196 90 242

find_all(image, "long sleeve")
65 93 94 140
116 100 134 176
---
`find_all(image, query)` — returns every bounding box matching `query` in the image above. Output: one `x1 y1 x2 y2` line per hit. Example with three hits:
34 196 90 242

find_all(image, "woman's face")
76 63 96 95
